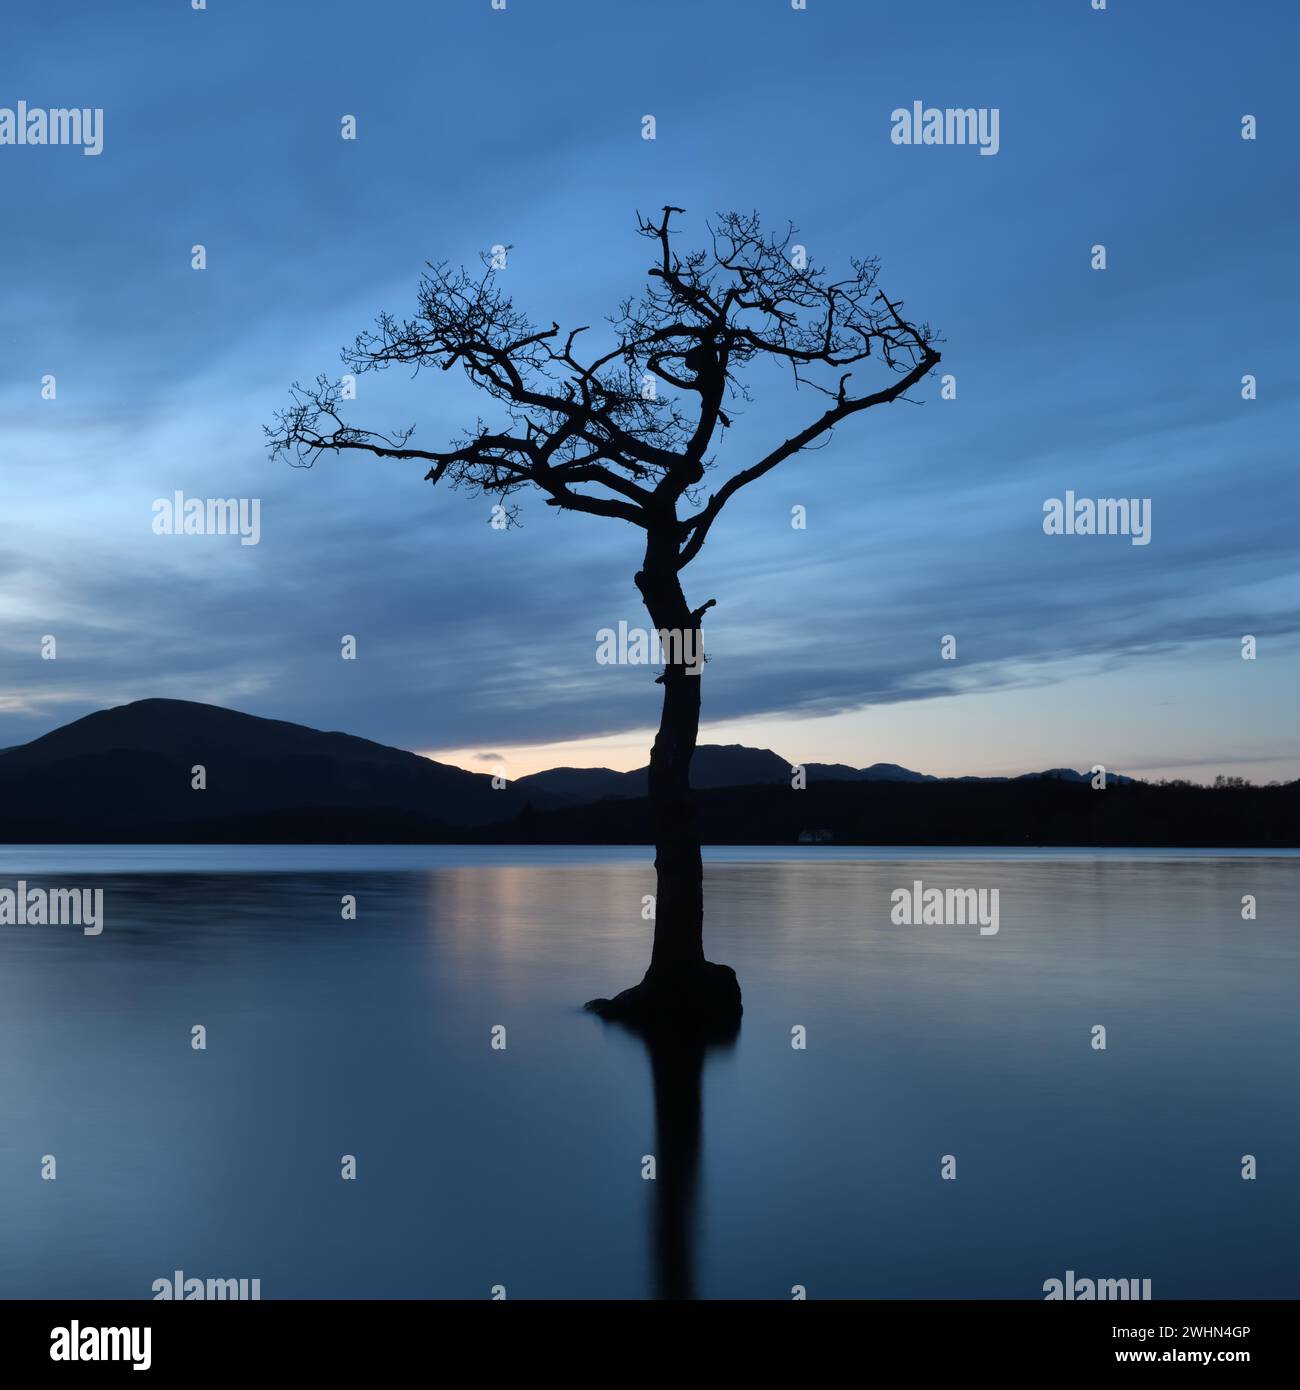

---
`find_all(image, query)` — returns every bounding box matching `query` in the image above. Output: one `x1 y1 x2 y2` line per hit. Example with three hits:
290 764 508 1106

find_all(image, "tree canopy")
267 207 940 569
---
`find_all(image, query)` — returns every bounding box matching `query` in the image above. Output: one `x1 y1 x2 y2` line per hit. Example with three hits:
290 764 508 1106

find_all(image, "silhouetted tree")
268 207 939 1027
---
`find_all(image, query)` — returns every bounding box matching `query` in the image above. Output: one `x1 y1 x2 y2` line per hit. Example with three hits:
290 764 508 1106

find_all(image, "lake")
1 845 1295 1300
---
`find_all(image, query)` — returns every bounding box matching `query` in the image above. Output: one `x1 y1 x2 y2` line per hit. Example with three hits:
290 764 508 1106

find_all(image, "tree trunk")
635 540 704 976
584 530 742 1031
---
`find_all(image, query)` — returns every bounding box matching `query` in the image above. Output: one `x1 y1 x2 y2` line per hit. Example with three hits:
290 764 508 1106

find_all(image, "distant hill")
508 766 632 803
511 749 1128 799
512 743 798 802
0 698 532 840
0 697 1266 844
510 747 952 804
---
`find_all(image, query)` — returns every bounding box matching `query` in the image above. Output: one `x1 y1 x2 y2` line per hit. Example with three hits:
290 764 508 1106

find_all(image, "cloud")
1 0 1297 772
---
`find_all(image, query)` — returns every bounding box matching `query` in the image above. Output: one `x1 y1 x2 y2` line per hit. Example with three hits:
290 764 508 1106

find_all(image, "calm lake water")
1 845 1295 1300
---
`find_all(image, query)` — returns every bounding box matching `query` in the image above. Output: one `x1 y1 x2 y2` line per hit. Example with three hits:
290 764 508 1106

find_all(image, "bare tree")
267 207 940 1030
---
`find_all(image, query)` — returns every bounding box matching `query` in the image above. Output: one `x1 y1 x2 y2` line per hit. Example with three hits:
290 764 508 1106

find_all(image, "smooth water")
1 845 1295 1300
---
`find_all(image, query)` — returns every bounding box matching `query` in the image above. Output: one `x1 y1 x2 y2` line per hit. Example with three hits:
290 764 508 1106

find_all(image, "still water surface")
1 845 1294 1299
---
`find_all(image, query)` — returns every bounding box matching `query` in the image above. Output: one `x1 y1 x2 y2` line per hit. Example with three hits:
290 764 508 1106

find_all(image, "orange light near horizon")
419 727 658 779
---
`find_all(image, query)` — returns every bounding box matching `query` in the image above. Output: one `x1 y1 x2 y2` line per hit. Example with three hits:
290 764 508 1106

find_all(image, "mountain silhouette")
0 698 524 839
0 698 1281 844
514 744 818 801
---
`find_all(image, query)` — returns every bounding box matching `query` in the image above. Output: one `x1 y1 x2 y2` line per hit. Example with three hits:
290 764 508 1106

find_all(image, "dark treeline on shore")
3 778 1296 849
491 777 1300 849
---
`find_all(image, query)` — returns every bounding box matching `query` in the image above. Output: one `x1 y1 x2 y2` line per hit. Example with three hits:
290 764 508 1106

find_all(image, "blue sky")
1 0 1296 782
